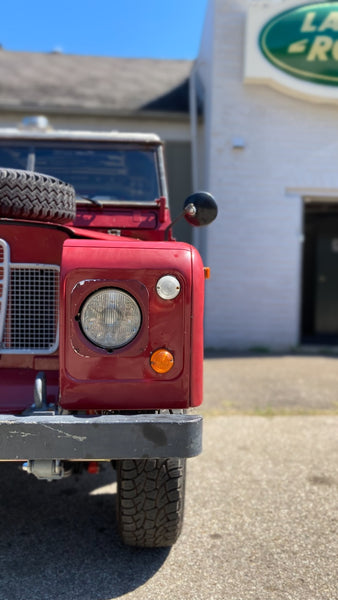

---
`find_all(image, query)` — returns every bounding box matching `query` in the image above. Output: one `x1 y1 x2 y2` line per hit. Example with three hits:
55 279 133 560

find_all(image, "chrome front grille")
0 240 59 354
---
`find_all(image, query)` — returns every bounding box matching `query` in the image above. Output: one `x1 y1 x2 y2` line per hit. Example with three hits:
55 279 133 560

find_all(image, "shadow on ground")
0 463 169 600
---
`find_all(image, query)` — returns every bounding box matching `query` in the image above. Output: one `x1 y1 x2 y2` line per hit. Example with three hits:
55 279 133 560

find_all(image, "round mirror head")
184 192 218 227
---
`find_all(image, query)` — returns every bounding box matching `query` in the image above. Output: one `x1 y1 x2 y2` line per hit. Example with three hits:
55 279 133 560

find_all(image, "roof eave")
0 103 191 121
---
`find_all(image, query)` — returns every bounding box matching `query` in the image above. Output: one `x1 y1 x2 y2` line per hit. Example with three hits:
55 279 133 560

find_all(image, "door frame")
301 195 338 343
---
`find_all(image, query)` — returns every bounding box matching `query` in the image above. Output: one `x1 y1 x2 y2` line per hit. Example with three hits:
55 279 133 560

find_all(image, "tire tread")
117 458 186 547
0 168 76 224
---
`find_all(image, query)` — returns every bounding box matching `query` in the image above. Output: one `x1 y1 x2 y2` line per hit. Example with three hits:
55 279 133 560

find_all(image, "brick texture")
200 0 338 350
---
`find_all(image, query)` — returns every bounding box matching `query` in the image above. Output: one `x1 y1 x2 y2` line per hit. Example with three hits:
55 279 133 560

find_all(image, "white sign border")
244 0 338 103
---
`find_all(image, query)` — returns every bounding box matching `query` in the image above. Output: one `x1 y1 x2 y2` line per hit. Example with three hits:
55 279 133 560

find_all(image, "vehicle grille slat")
0 244 59 354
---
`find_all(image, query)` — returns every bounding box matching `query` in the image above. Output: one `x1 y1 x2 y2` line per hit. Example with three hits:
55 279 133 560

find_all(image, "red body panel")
72 199 172 241
0 205 205 413
0 369 59 413
190 247 206 407
59 239 205 410
0 222 69 412
0 221 69 264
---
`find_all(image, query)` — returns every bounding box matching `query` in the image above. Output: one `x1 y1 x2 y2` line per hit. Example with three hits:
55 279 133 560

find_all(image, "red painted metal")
0 200 205 413
190 248 206 407
72 202 173 241
0 221 69 264
0 368 59 413
59 239 205 410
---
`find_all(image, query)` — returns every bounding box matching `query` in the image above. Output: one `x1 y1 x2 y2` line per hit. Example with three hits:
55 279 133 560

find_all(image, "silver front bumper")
0 413 202 460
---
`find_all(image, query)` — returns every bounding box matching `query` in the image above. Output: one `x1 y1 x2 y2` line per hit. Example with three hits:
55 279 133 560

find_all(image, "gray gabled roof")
0 50 193 117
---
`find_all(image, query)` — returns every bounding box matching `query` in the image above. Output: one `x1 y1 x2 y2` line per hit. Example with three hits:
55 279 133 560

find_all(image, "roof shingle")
0 50 193 116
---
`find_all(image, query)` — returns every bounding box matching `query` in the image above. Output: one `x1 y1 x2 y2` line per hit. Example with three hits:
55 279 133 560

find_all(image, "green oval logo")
259 2 338 85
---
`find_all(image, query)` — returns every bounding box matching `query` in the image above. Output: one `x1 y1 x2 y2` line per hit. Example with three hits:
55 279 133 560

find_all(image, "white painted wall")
198 0 338 350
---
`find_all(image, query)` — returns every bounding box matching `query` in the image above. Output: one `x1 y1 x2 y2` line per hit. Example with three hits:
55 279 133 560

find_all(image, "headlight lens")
80 288 141 349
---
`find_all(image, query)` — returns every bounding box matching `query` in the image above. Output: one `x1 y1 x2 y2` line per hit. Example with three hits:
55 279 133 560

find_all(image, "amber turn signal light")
150 349 174 374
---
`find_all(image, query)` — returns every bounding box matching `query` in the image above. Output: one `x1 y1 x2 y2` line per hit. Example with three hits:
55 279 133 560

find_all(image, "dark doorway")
302 200 338 344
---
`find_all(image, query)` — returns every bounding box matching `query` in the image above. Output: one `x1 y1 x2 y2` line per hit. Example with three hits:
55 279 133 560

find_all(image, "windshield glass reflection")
0 141 161 203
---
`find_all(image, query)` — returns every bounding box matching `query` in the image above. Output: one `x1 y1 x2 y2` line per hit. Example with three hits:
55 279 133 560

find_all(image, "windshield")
0 140 161 203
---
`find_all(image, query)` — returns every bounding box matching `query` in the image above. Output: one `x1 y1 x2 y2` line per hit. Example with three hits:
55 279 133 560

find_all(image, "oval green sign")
259 2 338 85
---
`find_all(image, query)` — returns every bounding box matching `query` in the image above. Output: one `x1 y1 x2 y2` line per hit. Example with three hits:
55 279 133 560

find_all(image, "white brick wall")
199 0 338 350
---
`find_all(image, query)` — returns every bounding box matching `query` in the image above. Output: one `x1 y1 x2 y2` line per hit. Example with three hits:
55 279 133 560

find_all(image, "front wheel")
116 458 186 547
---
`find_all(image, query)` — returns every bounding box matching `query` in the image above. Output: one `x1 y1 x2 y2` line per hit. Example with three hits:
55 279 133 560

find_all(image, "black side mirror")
183 192 218 227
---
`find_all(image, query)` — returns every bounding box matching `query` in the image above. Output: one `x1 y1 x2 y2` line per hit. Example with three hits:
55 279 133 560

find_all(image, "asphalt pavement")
202 350 338 415
0 352 337 600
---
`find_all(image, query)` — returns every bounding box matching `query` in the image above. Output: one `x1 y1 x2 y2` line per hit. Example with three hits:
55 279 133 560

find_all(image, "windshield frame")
0 137 167 207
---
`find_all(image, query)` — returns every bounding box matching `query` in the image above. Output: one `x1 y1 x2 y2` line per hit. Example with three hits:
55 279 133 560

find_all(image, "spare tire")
0 168 76 224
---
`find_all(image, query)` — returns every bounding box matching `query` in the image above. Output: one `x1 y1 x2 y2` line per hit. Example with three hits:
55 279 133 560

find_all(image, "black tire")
0 168 76 224
116 458 186 547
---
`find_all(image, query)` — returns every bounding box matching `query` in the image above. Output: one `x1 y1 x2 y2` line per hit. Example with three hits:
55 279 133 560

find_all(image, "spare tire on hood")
0 168 76 224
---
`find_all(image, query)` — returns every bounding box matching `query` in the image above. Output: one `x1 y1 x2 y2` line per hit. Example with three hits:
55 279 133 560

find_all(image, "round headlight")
80 288 141 349
156 275 181 300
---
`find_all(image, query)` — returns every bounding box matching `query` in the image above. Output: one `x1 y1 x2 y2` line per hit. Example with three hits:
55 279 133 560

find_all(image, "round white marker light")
156 275 181 300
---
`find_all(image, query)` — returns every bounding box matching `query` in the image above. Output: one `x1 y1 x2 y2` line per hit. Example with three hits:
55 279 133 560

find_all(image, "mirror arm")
164 204 197 240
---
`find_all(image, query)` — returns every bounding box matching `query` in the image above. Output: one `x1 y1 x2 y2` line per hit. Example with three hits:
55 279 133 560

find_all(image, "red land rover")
0 121 217 547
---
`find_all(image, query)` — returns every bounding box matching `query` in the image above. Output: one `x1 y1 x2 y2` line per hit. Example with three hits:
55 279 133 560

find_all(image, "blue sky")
1 0 209 59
